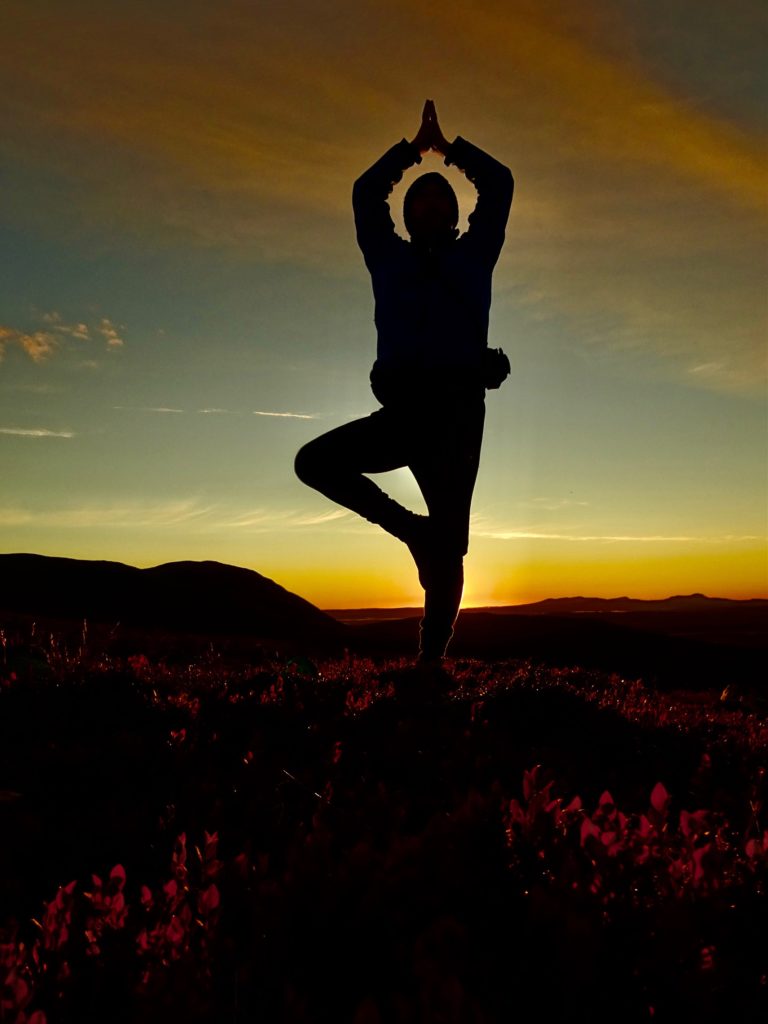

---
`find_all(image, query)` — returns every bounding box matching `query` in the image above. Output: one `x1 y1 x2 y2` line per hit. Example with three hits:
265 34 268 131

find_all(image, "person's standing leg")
409 392 486 660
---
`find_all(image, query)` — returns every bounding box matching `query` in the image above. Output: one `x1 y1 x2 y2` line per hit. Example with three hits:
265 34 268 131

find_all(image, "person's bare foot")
404 513 435 589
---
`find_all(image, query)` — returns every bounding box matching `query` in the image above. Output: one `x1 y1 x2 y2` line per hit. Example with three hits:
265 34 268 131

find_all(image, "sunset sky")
1 0 766 608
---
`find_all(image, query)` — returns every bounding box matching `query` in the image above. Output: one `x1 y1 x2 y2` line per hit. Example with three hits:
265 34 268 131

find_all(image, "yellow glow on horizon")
4 536 765 609
461 542 768 608
277 543 767 608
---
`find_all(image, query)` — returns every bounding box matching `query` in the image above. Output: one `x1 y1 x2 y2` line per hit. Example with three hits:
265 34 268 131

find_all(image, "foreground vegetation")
1 622 766 1022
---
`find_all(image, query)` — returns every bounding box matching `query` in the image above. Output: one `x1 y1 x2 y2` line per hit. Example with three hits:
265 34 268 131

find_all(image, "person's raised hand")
410 100 453 156
410 99 436 155
425 100 452 156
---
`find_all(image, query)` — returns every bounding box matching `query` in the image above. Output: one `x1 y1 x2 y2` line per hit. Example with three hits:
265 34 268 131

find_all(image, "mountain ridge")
325 593 768 622
0 552 344 647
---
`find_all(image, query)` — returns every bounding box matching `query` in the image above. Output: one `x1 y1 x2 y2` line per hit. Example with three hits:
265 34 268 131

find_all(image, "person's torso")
369 234 493 371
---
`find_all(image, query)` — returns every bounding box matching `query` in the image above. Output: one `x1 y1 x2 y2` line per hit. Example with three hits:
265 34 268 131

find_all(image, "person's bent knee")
294 441 322 487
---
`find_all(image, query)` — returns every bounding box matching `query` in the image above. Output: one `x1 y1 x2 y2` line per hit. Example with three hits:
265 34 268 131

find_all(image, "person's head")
403 172 459 244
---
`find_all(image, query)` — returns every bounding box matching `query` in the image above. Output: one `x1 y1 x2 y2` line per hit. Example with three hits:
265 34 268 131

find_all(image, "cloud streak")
221 507 351 530
252 410 317 419
113 406 185 414
0 499 218 529
0 499 352 532
112 406 317 418
472 528 763 544
0 427 74 438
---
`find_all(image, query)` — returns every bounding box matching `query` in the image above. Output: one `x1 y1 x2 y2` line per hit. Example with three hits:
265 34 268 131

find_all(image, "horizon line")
1 551 765 606
320 593 768 610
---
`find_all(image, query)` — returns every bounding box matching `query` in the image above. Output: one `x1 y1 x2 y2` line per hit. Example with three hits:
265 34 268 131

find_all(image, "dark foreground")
1 624 767 1023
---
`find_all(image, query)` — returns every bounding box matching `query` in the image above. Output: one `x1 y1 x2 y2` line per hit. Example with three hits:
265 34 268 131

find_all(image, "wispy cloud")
0 427 74 438
402 0 766 213
0 499 217 529
111 406 317 418
220 507 352 530
0 499 352 532
286 509 352 527
472 527 763 544
112 403 185 411
0 493 760 546
97 317 125 348
520 497 591 511
469 506 764 544
685 359 767 393
0 326 59 364
42 311 90 339
0 311 125 364
252 410 317 419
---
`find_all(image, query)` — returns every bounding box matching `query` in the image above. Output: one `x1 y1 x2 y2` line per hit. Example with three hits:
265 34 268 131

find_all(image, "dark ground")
1 617 767 1023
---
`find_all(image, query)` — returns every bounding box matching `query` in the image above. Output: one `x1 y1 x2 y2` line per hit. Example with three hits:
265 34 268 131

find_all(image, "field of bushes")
1 621 766 1022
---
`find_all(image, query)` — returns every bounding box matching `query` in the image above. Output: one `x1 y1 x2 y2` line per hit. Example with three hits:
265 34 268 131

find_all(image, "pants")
294 388 486 658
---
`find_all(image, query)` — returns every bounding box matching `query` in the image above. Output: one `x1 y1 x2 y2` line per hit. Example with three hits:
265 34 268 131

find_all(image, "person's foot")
392 658 453 705
415 652 455 688
404 513 435 589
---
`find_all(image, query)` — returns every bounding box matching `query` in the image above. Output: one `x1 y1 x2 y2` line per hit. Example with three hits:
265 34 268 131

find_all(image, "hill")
0 552 346 653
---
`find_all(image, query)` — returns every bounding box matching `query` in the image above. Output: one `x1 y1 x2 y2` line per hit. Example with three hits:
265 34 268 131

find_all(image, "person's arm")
442 135 514 266
421 101 514 266
352 139 423 269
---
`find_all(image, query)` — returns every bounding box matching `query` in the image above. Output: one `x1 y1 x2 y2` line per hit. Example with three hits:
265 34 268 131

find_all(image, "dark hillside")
0 553 346 653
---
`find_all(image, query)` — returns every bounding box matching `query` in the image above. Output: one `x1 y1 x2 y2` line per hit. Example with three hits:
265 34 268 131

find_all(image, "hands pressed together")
409 99 454 157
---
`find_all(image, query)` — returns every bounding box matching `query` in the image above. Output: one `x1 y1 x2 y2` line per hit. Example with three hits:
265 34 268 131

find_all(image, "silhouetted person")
295 100 513 665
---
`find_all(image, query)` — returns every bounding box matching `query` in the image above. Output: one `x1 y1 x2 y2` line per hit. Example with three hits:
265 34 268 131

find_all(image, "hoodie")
352 135 514 388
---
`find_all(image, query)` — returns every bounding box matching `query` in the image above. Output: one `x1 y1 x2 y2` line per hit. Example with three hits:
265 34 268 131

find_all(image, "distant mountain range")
327 593 768 678
326 594 768 622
